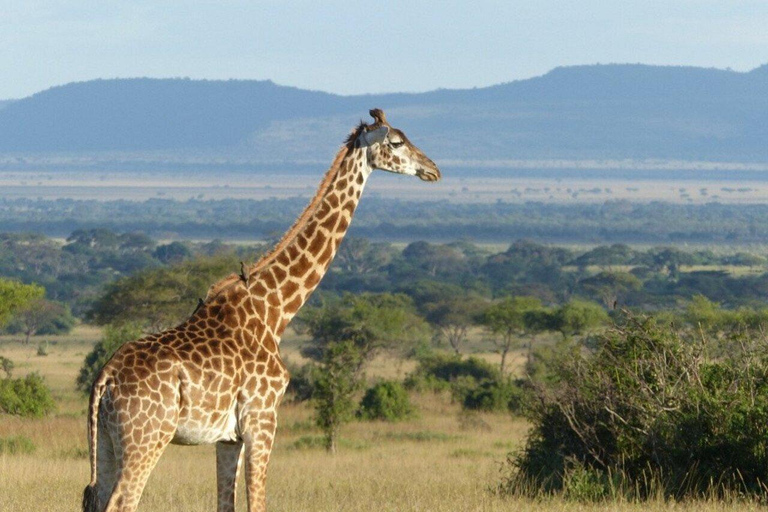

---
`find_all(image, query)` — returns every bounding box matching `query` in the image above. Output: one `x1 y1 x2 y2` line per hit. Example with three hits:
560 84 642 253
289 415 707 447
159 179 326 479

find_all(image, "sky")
1 0 767 100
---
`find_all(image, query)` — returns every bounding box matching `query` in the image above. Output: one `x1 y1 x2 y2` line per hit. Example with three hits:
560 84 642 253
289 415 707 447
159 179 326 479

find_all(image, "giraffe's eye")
390 140 404 148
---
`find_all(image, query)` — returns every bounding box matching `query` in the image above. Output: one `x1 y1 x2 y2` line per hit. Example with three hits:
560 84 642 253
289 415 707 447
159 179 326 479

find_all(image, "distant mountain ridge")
1 64 767 163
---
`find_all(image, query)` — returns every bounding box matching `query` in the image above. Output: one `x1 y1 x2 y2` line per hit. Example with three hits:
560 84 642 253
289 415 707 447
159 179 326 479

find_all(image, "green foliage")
3 298 75 341
0 373 56 417
153 241 192 264
283 360 315 403
406 352 523 413
421 291 486 354
459 377 525 413
0 435 36 455
312 340 364 453
480 296 549 372
358 380 414 422
298 293 430 361
76 323 143 392
504 315 768 500
578 271 641 309
572 244 637 268
0 356 14 378
551 299 608 337
0 278 44 327
300 293 431 453
405 352 498 392
88 255 239 330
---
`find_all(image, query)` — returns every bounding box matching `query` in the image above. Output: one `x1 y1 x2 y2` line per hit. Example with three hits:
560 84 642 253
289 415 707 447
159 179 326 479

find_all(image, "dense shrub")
460 377 525 413
405 353 498 392
0 373 56 417
358 380 414 421
406 352 523 413
502 315 768 500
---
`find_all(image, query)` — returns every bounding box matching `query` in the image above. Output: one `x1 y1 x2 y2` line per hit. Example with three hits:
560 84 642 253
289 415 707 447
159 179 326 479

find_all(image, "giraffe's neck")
246 145 371 336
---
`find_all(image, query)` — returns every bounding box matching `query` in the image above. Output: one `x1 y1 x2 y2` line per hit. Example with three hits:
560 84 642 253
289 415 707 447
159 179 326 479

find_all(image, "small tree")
313 341 364 453
578 271 641 310
297 293 428 452
480 296 544 373
5 298 74 344
0 279 44 328
424 295 485 354
552 299 608 339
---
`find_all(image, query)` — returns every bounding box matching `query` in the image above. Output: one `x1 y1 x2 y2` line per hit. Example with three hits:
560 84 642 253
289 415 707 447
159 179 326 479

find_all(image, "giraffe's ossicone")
82 109 440 512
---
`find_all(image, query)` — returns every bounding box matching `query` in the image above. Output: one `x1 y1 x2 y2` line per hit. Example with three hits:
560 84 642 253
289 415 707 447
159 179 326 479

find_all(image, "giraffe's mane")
204 125 365 301
249 145 350 273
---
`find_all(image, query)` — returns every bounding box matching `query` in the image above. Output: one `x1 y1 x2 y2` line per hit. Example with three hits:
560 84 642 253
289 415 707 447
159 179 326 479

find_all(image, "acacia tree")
481 296 546 373
88 255 239 331
579 271 641 310
335 236 394 275
0 279 44 328
552 299 609 339
422 293 485 355
6 299 73 344
297 293 428 453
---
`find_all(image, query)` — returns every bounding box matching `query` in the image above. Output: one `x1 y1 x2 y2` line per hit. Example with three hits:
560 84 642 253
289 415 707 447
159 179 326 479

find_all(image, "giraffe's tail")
83 374 108 512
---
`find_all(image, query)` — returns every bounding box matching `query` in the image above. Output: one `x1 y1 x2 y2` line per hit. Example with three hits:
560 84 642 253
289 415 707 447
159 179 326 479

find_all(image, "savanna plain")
0 325 759 512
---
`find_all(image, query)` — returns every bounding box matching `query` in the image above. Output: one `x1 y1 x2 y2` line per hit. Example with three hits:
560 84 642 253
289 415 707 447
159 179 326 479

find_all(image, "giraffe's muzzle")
417 167 441 182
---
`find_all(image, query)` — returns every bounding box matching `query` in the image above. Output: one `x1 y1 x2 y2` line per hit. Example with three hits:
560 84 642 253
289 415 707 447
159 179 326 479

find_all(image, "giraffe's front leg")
216 441 244 512
242 409 278 512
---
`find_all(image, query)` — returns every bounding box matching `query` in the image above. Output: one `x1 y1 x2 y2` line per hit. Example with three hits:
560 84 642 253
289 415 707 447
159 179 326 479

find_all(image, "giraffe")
82 108 441 512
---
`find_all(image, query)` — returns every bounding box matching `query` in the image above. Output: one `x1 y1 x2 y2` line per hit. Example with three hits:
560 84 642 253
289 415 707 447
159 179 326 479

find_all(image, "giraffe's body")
83 109 440 512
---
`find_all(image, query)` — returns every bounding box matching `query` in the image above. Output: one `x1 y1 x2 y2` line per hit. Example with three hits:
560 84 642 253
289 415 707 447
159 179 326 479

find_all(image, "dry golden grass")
0 328 760 511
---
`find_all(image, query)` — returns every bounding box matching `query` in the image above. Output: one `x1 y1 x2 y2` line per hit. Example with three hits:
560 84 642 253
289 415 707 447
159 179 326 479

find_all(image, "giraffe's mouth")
417 167 441 182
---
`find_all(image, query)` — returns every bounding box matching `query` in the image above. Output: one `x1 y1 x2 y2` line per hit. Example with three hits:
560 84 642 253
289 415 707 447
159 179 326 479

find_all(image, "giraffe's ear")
361 125 389 147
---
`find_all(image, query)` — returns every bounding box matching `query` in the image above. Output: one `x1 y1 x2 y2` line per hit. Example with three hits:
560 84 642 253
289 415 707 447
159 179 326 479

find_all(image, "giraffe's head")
354 109 441 182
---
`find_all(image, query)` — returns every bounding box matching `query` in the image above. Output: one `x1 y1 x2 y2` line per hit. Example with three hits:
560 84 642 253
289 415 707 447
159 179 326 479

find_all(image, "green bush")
404 352 498 392
460 377 525 413
0 435 36 455
502 315 768 501
406 352 524 413
358 380 414 421
0 373 56 417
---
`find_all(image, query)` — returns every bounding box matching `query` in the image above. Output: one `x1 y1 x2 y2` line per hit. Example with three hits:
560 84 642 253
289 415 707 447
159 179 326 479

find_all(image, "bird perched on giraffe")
83 109 441 512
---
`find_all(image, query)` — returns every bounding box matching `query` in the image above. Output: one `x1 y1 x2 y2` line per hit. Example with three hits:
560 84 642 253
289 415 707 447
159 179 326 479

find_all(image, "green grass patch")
0 435 36 455
375 430 461 443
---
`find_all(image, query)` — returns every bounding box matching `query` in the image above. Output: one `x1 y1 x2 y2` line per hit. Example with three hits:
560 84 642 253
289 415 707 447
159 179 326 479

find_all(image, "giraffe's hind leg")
101 387 178 512
216 441 244 512
103 433 172 512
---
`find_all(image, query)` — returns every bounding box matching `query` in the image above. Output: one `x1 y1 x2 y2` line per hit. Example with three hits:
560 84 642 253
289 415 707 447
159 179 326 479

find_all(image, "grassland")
0 327 763 511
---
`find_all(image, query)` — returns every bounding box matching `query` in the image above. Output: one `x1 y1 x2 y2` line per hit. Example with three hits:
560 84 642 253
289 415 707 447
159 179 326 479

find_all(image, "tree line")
8 197 768 243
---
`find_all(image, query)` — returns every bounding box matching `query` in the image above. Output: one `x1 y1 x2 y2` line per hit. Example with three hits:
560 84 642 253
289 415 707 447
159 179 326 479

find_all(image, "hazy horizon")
3 1 768 100
4 61 768 103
